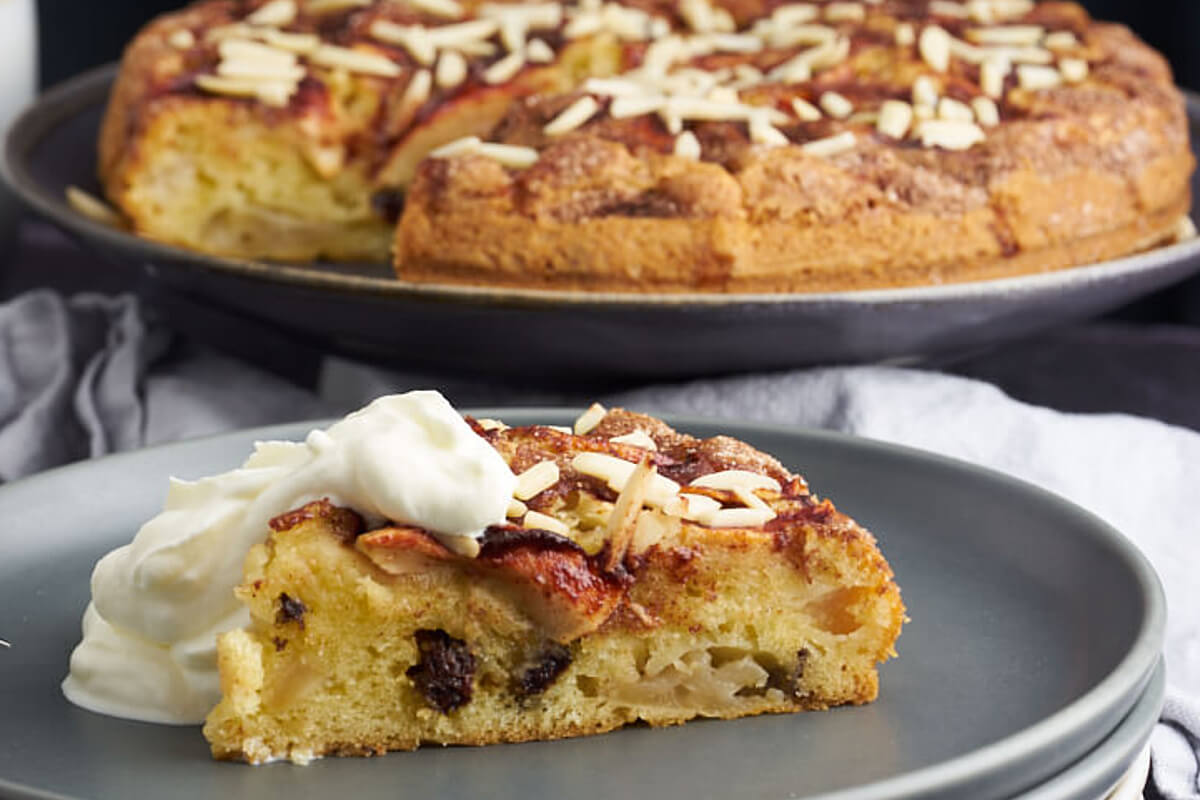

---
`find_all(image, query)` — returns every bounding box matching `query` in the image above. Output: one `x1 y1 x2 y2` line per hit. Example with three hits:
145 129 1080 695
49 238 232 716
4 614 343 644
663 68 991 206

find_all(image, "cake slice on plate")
203 406 905 763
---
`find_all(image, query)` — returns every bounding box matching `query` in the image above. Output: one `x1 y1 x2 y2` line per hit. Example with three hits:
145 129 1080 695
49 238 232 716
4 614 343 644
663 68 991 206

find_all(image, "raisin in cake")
203 407 905 763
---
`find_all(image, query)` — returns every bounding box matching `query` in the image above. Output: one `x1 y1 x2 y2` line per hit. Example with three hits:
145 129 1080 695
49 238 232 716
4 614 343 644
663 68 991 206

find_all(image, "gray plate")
3 66 1200 380
0 412 1165 800
1012 661 1164 800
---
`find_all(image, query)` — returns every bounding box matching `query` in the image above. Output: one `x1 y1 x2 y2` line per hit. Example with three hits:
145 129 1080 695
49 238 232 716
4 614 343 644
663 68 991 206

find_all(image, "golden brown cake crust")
203 408 905 763
395 3 1194 291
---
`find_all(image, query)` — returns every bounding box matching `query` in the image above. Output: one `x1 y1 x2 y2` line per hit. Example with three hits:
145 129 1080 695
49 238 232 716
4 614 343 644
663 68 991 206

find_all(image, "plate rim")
0 410 1167 800
3 63 1200 311
1012 660 1164 800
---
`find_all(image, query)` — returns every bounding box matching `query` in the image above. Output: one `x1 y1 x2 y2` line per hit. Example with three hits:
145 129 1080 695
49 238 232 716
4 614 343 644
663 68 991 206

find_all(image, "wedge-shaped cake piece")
203 409 904 763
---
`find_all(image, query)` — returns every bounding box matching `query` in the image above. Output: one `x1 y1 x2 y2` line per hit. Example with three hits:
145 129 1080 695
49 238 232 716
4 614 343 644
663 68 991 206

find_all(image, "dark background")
31 0 1196 89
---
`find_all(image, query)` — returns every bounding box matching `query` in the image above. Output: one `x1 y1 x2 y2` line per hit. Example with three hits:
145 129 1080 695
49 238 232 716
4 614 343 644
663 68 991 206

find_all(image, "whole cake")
98 0 1192 290
202 404 904 763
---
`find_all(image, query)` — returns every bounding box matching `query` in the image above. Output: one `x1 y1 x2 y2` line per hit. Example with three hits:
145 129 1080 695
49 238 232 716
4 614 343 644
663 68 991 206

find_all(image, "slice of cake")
203 407 905 763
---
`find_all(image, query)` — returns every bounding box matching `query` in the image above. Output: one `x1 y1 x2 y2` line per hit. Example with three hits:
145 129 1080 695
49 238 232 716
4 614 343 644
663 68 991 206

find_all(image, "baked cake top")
128 0 1185 170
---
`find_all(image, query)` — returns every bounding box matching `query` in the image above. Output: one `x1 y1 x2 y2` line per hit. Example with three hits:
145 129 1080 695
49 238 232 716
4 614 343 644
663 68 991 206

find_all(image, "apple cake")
99 0 1192 290
202 406 905 763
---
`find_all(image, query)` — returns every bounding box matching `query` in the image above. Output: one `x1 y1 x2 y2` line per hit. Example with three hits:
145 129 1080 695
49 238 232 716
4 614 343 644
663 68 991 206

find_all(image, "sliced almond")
571 452 680 508
435 533 482 558
476 142 540 168
217 59 306 81
690 469 782 492
1043 31 1078 51
1016 63 1062 90
966 0 1034 23
630 508 680 557
801 131 856 157
877 99 913 139
167 29 195 49
430 135 482 158
673 130 702 160
824 2 864 22
894 22 915 46
767 23 836 50
246 0 297 27
310 44 402 77
937 96 974 122
610 429 659 450
929 0 969 16
971 95 1000 126
980 56 1010 98
1059 58 1088 84
611 94 666 118
436 50 468 89
526 38 555 63
917 119 986 150
369 21 436 65
396 68 432 126
425 19 500 48
194 73 297 106
506 498 528 518
675 492 722 521
790 97 822 121
514 459 560 500
522 510 570 536
66 186 124 227
544 96 600 136
770 3 819 26
219 38 297 66
749 114 789 147
475 417 508 431
603 457 653 570
483 50 525 84
732 486 770 511
912 74 940 107
966 24 1042 45
411 0 464 19
981 45 1052 65
573 402 607 434
697 507 776 528
819 90 853 119
920 25 952 72
260 28 320 53
706 86 740 105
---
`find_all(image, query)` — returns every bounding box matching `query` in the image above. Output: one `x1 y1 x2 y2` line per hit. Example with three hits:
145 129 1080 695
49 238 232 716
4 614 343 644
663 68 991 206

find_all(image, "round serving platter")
4 65 1200 380
0 412 1165 800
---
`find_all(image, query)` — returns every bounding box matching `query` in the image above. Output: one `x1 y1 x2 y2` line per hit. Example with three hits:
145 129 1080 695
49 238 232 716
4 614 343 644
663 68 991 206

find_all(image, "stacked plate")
0 412 1165 799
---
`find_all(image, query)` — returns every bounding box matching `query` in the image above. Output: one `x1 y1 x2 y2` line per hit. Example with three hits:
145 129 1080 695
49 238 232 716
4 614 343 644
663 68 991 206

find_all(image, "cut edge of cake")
202 408 905 764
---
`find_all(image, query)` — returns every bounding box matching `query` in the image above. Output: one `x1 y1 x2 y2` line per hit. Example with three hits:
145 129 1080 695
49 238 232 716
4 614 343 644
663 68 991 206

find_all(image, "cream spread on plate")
62 390 516 724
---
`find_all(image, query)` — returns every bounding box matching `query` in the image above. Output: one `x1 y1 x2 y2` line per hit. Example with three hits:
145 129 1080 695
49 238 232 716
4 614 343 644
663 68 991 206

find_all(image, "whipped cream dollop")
62 391 517 724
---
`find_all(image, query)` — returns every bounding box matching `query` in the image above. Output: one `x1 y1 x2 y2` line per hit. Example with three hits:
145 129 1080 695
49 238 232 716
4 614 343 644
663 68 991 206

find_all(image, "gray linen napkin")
3 289 1197 798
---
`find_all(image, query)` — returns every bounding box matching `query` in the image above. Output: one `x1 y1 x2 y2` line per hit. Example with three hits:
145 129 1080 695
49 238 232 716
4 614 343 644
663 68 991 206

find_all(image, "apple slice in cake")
203 407 905 763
